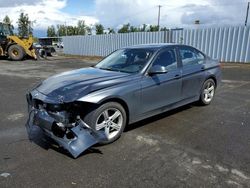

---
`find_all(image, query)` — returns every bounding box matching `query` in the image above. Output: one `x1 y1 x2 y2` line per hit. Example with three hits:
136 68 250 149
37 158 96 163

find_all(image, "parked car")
57 42 64 48
26 44 221 158
32 42 42 48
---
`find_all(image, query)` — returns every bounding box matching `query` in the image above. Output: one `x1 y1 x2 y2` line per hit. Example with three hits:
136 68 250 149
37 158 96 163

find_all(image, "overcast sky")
0 0 248 36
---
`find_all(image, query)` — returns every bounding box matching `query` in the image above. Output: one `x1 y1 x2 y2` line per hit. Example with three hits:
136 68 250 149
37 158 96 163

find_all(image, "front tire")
8 44 25 61
83 102 127 144
199 79 216 105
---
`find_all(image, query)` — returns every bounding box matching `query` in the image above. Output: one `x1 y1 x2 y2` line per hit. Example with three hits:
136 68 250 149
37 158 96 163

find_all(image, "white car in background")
57 42 64 48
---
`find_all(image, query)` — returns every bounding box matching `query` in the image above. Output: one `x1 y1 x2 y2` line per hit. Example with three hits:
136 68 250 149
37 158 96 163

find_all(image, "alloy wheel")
95 108 123 140
203 81 215 103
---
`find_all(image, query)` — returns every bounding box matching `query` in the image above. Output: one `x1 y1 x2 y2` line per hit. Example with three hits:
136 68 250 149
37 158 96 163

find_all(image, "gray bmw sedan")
26 44 221 158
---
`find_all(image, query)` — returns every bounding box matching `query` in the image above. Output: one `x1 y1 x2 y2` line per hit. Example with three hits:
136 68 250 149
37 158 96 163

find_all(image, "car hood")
35 67 134 103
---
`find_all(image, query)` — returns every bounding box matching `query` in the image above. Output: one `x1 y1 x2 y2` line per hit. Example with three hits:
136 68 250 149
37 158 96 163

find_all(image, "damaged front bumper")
26 92 106 158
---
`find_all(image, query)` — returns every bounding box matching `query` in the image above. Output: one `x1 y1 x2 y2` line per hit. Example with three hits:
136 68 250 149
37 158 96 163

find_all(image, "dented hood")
35 67 132 102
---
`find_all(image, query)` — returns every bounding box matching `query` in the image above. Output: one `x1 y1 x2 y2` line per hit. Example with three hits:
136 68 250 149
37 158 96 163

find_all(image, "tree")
77 20 86 35
107 28 115 34
140 24 147 32
57 24 67 36
86 26 92 35
66 26 76 36
51 20 92 36
47 25 56 37
55 21 88 36
73 26 79 35
3 15 14 33
160 27 168 31
149 25 159 32
95 24 104 35
17 13 32 37
3 15 11 25
130 26 139 32
118 23 130 33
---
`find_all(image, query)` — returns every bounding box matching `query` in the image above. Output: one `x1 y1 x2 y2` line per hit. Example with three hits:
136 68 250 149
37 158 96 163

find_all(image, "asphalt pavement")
0 56 250 188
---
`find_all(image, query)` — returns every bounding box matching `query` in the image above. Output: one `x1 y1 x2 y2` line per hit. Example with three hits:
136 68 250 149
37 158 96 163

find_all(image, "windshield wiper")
98 67 132 74
99 67 118 72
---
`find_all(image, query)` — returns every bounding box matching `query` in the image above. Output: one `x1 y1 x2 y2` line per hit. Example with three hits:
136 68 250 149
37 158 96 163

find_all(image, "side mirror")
148 65 168 76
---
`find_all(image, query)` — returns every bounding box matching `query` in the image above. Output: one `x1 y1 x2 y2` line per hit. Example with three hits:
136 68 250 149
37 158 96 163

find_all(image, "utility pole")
157 5 162 31
65 21 67 36
245 2 250 26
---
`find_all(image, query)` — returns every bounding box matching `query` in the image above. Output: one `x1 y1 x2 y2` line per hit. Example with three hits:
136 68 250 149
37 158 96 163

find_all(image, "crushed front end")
26 90 106 158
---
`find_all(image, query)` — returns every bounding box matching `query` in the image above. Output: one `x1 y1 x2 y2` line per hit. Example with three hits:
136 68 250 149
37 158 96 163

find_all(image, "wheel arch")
205 75 217 88
99 97 130 125
6 42 17 51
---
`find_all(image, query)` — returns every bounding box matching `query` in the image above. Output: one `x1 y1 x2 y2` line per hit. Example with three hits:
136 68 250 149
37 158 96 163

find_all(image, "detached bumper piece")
26 99 106 158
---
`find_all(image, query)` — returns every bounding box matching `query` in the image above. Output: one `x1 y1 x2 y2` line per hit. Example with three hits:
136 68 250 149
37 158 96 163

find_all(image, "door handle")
201 65 205 71
174 74 181 79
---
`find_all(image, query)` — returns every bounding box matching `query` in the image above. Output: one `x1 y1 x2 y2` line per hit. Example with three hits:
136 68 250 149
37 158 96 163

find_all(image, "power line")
98 6 155 26
110 2 247 28
61 2 249 30
160 2 248 8
208 1 249 6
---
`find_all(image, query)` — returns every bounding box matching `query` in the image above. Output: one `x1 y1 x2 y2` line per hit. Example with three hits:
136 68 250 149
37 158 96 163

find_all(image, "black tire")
8 44 25 61
35 49 42 60
83 102 127 145
199 79 216 105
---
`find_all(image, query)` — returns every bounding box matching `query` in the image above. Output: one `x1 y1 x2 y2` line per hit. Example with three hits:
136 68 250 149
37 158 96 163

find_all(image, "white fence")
63 25 250 63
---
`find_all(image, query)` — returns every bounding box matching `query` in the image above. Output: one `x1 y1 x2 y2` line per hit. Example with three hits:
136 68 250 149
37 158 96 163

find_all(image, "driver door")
140 47 182 115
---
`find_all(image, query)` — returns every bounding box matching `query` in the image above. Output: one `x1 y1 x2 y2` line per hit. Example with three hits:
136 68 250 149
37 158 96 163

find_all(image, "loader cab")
0 23 13 44
0 23 13 36
0 23 13 50
0 31 6 43
0 24 7 51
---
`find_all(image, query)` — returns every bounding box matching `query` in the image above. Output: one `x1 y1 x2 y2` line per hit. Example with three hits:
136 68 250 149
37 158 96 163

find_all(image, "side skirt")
129 95 199 124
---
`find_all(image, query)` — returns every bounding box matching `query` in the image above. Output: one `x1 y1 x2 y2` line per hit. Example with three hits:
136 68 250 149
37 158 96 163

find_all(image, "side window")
195 50 205 64
179 47 205 67
152 49 177 70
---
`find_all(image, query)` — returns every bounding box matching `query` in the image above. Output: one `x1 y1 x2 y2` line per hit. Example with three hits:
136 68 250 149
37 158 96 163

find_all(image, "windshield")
95 48 155 73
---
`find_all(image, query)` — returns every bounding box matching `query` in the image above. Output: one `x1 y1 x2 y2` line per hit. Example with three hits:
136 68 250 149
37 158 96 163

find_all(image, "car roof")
124 43 187 50
120 43 206 57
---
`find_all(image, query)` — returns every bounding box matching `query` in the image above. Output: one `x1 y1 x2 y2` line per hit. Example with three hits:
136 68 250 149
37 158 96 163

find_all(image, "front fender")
77 82 141 124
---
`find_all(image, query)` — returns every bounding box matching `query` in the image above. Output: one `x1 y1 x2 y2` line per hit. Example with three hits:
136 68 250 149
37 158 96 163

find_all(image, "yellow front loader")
0 22 37 60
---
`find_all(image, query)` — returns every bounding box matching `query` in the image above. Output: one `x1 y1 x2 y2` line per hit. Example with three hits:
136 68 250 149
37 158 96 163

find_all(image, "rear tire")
199 79 216 105
8 44 25 61
83 102 127 145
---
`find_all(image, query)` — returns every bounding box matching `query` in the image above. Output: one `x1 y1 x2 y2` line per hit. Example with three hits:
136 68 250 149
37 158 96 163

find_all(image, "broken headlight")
46 103 64 112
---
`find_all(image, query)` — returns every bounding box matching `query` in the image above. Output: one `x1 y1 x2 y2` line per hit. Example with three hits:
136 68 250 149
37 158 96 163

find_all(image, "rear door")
178 46 206 99
140 47 182 114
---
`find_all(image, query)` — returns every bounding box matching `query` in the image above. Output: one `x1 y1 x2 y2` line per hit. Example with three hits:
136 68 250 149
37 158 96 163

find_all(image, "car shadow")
124 103 194 132
0 56 8 60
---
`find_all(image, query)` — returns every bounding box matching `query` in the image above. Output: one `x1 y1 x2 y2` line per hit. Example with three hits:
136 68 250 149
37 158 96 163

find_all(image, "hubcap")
203 81 215 103
12 49 19 57
95 108 123 140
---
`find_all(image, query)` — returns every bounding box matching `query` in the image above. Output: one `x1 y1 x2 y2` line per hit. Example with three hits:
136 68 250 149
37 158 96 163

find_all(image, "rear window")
179 47 205 66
